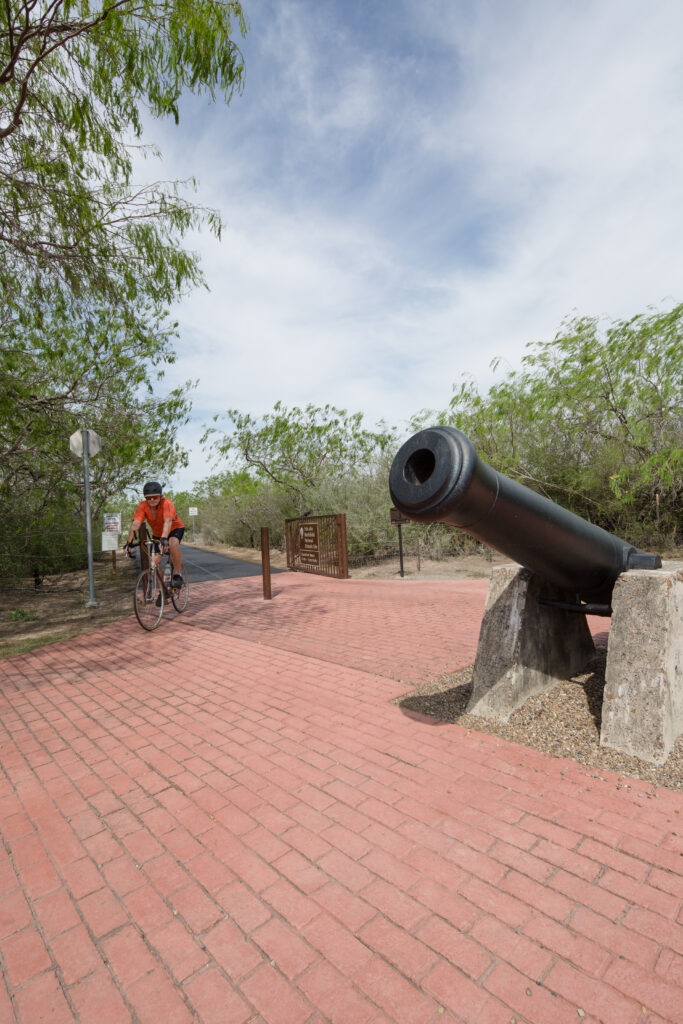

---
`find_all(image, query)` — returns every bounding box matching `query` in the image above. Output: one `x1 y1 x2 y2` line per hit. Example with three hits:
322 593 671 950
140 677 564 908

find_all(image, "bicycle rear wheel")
134 569 164 629
171 565 189 612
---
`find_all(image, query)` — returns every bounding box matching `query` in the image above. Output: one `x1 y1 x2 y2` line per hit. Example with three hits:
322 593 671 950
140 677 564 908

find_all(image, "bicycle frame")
128 537 189 629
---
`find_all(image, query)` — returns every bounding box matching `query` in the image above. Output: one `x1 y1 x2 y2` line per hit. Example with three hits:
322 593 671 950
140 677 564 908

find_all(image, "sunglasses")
146 494 161 500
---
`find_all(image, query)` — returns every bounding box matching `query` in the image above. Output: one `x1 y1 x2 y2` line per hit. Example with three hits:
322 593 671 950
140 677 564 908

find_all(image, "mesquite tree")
0 0 245 301
0 0 247 578
419 305 683 546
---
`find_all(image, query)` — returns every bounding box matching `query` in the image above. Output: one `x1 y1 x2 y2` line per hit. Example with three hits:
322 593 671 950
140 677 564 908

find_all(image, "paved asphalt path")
180 544 285 582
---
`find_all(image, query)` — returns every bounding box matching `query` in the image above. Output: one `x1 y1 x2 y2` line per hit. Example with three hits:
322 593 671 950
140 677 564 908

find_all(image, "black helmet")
143 481 163 497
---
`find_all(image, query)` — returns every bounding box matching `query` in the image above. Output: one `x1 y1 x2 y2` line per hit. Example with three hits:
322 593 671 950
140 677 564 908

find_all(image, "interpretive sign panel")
299 523 319 551
298 523 319 565
285 515 348 579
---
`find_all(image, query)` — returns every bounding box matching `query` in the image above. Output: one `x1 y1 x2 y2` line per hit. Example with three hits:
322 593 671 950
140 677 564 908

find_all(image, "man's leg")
152 543 163 605
169 536 183 576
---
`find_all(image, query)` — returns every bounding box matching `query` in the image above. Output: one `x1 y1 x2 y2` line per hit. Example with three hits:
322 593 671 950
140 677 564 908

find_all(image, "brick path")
0 573 680 1023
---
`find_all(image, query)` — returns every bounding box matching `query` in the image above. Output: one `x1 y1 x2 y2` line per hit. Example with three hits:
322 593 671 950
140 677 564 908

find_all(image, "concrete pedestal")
468 566 596 721
600 563 683 764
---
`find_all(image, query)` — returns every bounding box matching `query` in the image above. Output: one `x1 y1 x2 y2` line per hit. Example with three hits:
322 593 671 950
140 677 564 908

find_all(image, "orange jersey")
133 497 184 536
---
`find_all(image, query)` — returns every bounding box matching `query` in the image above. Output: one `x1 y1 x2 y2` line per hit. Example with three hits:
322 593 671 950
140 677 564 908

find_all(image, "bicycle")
125 538 189 630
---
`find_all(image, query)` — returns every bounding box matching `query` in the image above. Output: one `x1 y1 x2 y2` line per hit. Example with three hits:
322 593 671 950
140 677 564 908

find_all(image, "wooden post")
656 491 661 547
285 519 294 571
111 550 116 573
139 521 150 573
336 513 349 579
261 527 272 600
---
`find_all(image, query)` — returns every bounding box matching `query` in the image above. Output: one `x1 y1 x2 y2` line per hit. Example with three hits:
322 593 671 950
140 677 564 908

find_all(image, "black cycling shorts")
152 528 184 551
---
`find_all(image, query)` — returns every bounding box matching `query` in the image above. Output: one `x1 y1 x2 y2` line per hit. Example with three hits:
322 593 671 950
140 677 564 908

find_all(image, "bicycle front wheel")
171 567 189 612
134 569 164 630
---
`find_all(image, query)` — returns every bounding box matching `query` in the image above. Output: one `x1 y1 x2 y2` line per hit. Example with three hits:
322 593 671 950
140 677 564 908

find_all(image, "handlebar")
124 538 169 555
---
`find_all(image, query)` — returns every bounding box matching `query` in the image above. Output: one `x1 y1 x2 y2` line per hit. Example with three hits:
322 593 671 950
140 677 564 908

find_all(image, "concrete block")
468 565 596 721
600 562 683 764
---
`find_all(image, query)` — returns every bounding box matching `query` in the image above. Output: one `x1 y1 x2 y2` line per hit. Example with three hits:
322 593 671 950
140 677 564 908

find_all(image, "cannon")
388 426 683 766
389 425 661 612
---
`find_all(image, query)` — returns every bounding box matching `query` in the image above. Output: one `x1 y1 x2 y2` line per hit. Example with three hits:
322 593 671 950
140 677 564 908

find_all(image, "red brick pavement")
0 572 678 1023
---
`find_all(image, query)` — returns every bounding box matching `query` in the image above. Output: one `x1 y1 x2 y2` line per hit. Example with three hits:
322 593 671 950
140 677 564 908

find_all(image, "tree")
433 304 683 545
189 472 285 548
0 0 246 301
204 402 398 509
0 285 192 578
0 0 247 578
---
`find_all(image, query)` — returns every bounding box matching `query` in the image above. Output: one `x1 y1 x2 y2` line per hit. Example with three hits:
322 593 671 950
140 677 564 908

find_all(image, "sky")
142 0 683 492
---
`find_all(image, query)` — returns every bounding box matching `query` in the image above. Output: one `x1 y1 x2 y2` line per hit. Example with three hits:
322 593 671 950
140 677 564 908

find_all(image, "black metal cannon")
389 426 661 612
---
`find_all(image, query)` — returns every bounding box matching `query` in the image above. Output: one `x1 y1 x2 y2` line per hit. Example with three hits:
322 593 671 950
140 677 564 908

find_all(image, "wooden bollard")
261 527 271 600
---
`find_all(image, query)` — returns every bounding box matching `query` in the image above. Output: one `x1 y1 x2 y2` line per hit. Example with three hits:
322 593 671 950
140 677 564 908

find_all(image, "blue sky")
142 0 683 490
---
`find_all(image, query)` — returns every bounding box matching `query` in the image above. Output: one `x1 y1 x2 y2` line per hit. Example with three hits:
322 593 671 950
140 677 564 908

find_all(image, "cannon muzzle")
389 426 661 606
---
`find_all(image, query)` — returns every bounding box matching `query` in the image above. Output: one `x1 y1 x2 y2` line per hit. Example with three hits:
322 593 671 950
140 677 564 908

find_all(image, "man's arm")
160 517 173 544
127 518 143 545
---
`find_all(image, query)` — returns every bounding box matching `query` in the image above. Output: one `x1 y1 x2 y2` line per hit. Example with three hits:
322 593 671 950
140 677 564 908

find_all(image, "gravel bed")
395 651 683 793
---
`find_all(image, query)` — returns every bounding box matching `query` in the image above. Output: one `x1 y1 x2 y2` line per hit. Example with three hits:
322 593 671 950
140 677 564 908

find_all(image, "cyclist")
125 482 185 587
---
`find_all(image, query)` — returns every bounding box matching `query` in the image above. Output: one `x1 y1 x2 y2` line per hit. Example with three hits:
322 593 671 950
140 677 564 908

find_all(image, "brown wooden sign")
285 514 348 578
390 507 411 525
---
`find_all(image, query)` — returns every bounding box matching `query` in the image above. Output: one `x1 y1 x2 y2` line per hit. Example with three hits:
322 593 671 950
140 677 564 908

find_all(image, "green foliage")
204 402 398 508
0 0 246 579
434 305 683 546
169 471 274 548
8 608 37 621
198 404 399 554
188 306 683 562
0 286 192 578
0 491 89 578
0 0 246 301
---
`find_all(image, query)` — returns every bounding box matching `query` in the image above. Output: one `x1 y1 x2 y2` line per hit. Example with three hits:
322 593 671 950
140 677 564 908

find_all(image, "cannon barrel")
389 426 661 606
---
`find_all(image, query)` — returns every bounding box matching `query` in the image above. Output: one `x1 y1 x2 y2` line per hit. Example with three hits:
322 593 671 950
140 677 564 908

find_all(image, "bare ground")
0 557 140 658
348 550 512 580
395 656 683 793
189 540 510 580
389 550 683 793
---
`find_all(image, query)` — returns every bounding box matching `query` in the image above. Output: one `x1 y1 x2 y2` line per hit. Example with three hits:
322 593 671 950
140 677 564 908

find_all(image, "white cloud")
142 0 683 491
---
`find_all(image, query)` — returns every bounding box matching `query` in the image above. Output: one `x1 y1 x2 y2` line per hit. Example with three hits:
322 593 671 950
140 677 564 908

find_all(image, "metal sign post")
390 507 410 578
69 429 102 608
81 430 97 608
